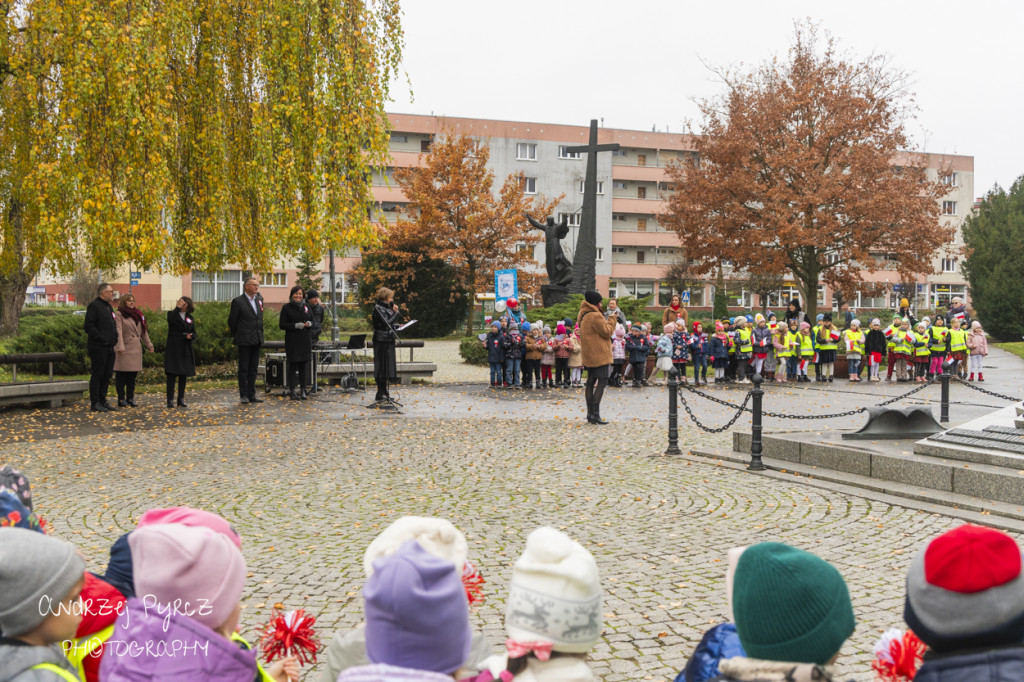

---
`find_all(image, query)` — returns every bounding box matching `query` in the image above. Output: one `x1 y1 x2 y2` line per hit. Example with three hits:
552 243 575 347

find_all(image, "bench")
0 353 88 408
258 339 436 386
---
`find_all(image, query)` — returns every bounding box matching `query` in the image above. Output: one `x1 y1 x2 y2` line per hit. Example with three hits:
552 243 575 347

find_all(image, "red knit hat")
904 524 1024 652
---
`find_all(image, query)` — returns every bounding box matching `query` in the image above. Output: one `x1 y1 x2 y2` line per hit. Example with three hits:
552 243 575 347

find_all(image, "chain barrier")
677 386 752 433
678 375 942 421
949 376 1022 403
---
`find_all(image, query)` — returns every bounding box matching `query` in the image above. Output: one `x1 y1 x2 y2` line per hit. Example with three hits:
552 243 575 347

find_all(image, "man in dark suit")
228 277 265 404
84 282 119 412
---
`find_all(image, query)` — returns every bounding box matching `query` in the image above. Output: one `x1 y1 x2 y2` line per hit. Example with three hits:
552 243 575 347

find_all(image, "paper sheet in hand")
396 320 417 331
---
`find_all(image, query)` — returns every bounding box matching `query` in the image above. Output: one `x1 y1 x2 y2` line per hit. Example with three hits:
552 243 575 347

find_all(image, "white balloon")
494 300 507 313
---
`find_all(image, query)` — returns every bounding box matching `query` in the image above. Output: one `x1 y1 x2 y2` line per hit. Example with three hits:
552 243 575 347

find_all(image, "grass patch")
994 342 1024 361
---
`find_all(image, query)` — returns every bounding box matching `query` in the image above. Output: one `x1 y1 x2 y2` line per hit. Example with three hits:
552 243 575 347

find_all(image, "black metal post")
666 367 682 455
940 360 952 423
748 372 766 471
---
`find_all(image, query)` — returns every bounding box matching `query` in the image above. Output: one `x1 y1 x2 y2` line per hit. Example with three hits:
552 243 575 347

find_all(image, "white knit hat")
505 527 602 653
363 516 468 577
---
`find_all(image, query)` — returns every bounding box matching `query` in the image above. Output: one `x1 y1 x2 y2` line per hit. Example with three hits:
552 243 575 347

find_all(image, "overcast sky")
387 0 1023 197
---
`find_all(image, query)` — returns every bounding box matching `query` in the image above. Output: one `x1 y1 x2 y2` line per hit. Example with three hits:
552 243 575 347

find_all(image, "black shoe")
248 396 263 403
290 390 301 400
828 376 834 383
586 412 597 424
91 402 109 412
300 390 308 400
176 399 188 408
126 399 138 408
166 400 175 408
103 401 118 411
240 396 250 404
591 413 609 425
117 399 127 408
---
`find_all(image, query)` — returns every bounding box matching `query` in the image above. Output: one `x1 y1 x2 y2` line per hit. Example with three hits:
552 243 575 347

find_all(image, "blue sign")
130 279 140 286
130 271 141 279
680 291 690 303
494 269 518 303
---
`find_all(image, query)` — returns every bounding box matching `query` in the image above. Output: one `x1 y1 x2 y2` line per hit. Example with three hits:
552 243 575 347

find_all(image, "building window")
578 180 604 194
516 243 532 255
659 284 703 307
420 139 431 152
941 172 958 187
612 213 626 221
942 258 957 273
611 246 626 254
855 291 887 309
596 248 604 261
264 272 288 287
637 218 647 232
613 279 654 299
826 252 840 265
557 212 581 227
521 177 537 194
636 251 645 264
612 149 628 157
558 145 581 159
942 201 957 215
389 134 408 144
516 143 537 160
192 270 243 302
931 284 966 309
613 181 627 190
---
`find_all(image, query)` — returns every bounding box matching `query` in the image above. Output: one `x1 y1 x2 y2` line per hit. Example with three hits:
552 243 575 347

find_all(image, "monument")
565 119 619 294
527 214 573 307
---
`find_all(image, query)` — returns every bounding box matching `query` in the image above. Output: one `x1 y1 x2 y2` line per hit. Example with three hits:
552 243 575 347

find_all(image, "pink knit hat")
137 507 242 548
129 524 247 630
556 323 566 335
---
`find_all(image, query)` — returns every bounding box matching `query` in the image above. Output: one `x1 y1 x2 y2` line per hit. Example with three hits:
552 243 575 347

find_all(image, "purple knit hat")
364 539 471 673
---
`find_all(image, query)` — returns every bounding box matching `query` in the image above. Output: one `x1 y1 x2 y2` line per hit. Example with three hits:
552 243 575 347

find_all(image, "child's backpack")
677 622 744 682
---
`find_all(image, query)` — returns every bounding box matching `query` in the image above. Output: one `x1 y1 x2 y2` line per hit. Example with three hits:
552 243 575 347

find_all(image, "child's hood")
0 640 77 681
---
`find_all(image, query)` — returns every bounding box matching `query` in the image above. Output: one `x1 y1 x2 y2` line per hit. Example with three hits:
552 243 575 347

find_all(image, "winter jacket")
554 335 571 360
751 326 772 354
71 573 127 682
611 335 626 361
576 301 617 368
164 310 197 377
709 334 731 360
967 329 989 355
568 335 584 367
656 334 674 359
690 333 710 358
503 331 525 360
671 330 690 363
540 337 555 366
678 623 744 682
336 664 457 682
98 598 257 682
319 626 492 682
486 331 505 363
524 334 544 361
0 637 80 682
663 305 687 330
279 300 314 362
946 303 970 328
865 329 888 356
914 644 1024 682
710 657 850 682
84 297 118 349
480 654 596 682
625 334 650 363
113 312 154 373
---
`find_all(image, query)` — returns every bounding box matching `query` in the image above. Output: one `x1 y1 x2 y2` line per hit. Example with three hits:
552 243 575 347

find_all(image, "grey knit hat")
0 527 85 636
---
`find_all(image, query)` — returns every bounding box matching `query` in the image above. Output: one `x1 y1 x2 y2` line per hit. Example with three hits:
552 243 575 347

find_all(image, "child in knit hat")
625 324 651 388
0 528 86 682
864 319 887 382
539 327 555 389
320 517 491 682
966 320 988 381
567 325 583 388
904 524 1024 677
708 542 854 681
479 527 602 682
689 321 710 385
652 322 676 386
338 540 472 682
709 322 731 383
609 326 627 388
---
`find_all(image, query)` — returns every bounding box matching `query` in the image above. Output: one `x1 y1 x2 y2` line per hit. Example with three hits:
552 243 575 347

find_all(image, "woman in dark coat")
164 297 197 408
279 286 314 400
371 286 400 404
784 298 811 328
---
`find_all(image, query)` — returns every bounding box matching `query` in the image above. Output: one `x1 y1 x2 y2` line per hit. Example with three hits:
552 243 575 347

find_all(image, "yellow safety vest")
893 329 914 355
30 663 79 682
928 326 948 351
885 324 900 350
785 330 801 357
231 632 276 682
843 330 864 355
816 326 839 351
737 327 753 353
727 331 736 354
775 333 791 358
799 334 815 357
63 624 114 681
948 328 968 352
914 332 931 358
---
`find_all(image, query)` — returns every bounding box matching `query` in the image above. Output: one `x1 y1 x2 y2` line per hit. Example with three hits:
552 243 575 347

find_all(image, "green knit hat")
732 543 855 665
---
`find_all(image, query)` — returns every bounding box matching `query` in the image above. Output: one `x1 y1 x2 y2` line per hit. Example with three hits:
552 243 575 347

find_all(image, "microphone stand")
369 303 403 410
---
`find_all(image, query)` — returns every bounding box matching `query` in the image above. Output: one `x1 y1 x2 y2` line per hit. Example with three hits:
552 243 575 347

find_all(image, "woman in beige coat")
114 294 154 407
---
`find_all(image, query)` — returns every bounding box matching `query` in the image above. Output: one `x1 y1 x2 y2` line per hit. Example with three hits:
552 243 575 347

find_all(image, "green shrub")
458 336 487 365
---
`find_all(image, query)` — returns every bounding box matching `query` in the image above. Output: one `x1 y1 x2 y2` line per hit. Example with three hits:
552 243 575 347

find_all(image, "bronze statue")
527 214 573 288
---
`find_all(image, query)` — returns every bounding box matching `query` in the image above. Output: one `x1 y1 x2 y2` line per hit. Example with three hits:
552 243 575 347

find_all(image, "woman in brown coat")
577 290 617 425
113 294 154 407
662 294 688 331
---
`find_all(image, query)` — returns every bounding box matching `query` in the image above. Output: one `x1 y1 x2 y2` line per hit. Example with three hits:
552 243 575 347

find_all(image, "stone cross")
565 119 619 294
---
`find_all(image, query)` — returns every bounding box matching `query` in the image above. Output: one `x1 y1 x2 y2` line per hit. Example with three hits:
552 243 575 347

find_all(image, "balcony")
612 197 668 214
611 231 680 247
611 251 681 266
372 186 407 203
388 150 426 168
611 165 670 182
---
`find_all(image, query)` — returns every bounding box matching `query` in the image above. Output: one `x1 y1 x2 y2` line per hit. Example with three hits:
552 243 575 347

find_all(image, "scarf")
118 304 147 331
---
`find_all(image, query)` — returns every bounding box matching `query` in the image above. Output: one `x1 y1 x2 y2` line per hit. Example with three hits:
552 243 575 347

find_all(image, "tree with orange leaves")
392 134 559 335
661 22 953 320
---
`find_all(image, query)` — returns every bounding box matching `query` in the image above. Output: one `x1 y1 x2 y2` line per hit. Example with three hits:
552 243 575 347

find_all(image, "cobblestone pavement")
1 345 1022 681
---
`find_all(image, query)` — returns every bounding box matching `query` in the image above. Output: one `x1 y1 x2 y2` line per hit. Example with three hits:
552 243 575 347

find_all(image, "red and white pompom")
871 627 924 681
259 606 321 666
462 559 486 606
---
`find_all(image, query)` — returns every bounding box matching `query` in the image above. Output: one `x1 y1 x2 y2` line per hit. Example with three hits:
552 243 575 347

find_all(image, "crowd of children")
4 463 1022 682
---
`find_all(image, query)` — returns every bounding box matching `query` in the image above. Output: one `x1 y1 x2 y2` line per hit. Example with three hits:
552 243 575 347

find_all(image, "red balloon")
507 298 518 308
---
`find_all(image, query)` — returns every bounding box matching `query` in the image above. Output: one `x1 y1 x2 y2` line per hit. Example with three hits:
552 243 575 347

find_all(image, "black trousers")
237 345 261 398
115 371 138 402
88 346 115 405
289 360 309 390
166 374 187 402
555 358 569 385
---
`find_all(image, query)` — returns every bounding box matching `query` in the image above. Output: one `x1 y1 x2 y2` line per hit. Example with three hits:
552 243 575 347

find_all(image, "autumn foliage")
378 134 559 335
661 23 953 320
